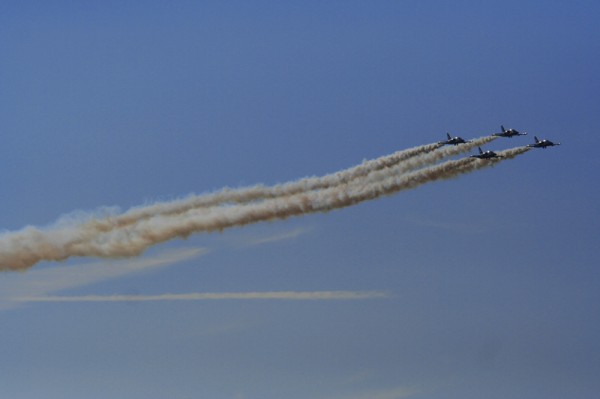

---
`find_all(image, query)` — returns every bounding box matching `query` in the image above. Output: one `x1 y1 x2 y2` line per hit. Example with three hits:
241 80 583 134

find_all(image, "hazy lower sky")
1 1 599 398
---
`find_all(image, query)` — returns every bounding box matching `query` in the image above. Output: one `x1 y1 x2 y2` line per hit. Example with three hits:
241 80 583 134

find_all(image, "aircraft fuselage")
527 136 560 148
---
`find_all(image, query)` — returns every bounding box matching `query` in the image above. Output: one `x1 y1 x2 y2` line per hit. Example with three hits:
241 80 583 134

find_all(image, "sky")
1 1 599 398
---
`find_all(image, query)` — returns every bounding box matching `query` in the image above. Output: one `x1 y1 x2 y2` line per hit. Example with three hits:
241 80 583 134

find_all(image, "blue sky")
1 1 599 398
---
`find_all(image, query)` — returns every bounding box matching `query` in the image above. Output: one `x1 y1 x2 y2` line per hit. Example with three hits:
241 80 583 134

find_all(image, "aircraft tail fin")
447 133 451 140
534 136 540 143
478 147 483 154
501 125 506 132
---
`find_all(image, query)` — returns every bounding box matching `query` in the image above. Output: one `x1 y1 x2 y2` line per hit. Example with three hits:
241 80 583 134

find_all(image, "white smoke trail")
0 142 524 272
87 136 496 233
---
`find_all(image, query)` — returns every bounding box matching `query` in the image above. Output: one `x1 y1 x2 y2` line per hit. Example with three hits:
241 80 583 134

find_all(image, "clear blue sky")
1 1 599 398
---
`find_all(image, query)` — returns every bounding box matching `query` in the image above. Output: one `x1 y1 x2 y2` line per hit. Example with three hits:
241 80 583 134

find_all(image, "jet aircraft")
470 147 502 159
439 133 468 146
493 125 527 138
527 136 560 148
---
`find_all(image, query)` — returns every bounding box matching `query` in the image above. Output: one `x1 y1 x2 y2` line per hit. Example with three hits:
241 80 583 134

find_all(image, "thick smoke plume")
0 140 527 271
87 136 496 232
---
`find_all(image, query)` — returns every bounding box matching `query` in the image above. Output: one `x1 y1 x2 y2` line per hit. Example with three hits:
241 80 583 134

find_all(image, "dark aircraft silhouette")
527 136 560 149
439 133 468 146
470 147 502 159
493 125 527 138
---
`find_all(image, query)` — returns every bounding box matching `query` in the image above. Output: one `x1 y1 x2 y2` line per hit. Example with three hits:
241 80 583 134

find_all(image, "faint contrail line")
16 290 391 302
0 141 524 272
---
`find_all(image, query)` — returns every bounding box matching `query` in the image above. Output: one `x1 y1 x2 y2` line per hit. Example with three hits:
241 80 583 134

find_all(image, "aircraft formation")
439 125 560 158
0 124 559 271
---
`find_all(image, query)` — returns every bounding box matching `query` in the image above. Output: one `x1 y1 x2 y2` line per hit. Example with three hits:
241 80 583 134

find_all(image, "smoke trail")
87 136 496 233
0 145 527 271
17 290 390 302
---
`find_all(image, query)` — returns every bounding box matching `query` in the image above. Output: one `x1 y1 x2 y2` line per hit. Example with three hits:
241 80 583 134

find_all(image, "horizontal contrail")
0 142 525 271
16 290 390 302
